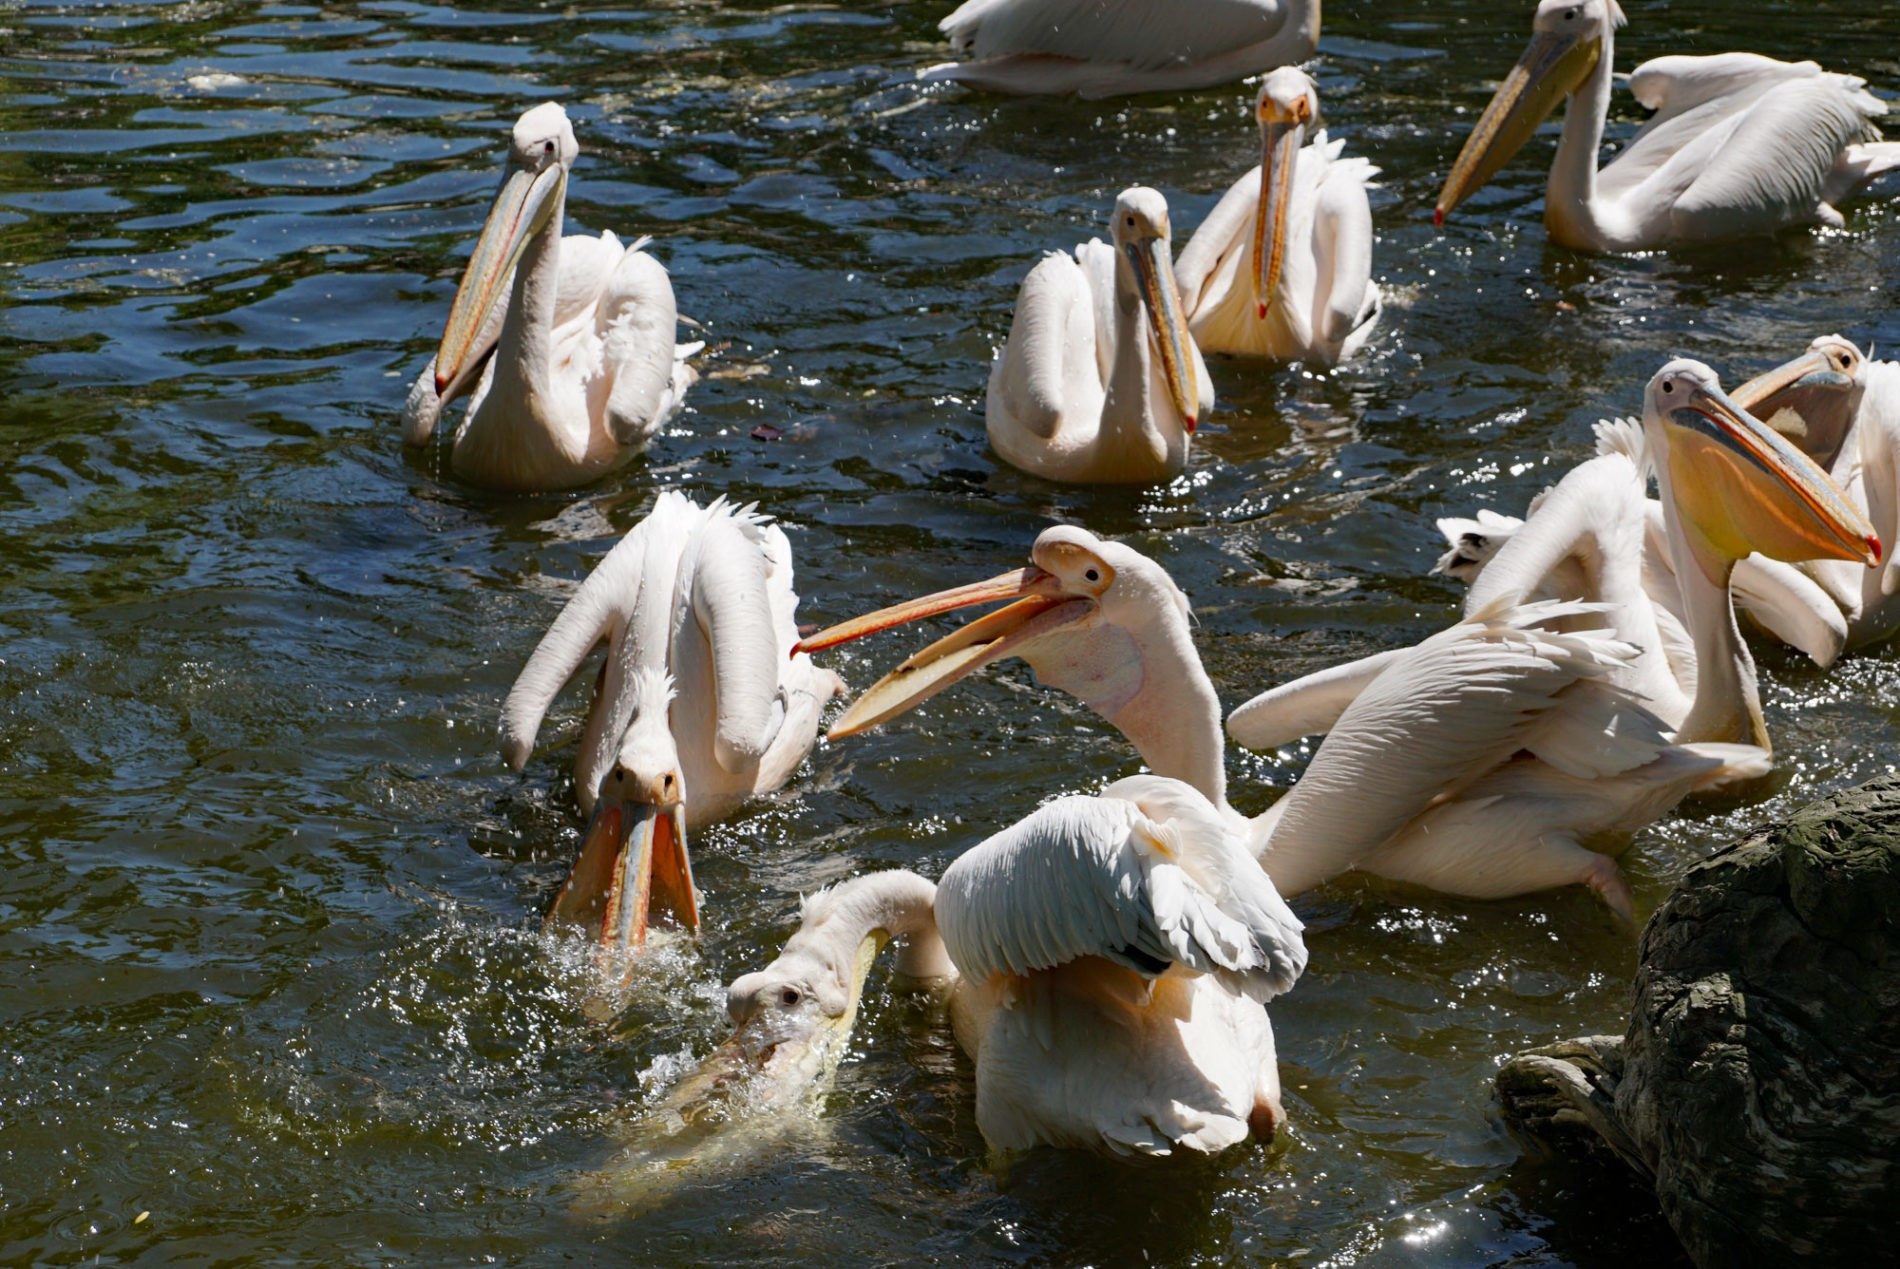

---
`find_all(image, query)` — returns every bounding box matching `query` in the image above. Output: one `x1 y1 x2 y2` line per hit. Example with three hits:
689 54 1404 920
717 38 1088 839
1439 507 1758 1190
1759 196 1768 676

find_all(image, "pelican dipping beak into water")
403 103 700 491
986 187 1213 484
502 493 842 955
1434 0 1900 251
1174 67 1382 365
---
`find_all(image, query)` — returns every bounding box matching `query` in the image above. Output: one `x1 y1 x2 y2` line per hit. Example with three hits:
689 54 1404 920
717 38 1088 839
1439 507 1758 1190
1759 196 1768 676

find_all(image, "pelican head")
1110 187 1200 432
1434 0 1626 225
546 668 699 953
721 896 887 1086
794 524 1187 739
434 101 578 399
1733 336 1867 472
1642 358 1879 587
1252 67 1318 316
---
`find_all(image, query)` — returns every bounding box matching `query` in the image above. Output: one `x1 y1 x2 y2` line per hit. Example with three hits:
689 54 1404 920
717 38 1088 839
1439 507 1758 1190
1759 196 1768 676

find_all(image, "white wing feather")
940 0 1292 72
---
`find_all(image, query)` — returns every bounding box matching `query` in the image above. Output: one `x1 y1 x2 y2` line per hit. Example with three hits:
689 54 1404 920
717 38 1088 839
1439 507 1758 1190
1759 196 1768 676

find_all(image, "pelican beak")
435 162 567 398
1732 348 1859 470
1253 100 1310 317
546 797 697 954
1662 379 1880 587
1435 27 1602 224
1126 231 1200 432
792 565 1093 738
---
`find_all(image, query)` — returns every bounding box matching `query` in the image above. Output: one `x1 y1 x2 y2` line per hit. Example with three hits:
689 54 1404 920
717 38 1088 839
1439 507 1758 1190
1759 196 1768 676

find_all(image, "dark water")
2 0 1897 1263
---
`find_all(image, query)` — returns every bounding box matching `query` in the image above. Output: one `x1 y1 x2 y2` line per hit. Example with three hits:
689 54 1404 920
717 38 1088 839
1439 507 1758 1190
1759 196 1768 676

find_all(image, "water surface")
3 0 1898 1263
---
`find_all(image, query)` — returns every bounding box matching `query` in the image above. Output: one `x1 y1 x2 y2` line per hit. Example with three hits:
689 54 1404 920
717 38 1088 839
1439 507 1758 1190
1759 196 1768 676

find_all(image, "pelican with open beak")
984 187 1214 484
401 102 700 492
1175 67 1382 366
1433 1 1899 251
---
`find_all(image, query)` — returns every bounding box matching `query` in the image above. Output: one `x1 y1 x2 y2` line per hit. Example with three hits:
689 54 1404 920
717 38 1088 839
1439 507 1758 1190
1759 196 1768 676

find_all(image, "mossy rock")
1499 776 1900 1267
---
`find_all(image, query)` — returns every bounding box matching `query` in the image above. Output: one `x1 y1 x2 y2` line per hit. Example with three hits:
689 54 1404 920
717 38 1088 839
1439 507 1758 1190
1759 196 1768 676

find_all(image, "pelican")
922 0 1319 99
796 364 1878 911
795 534 1683 913
1434 0 1900 251
1738 336 1900 652
1174 67 1381 365
986 187 1212 484
1437 338 1900 666
723 776 1305 1157
500 492 842 951
402 102 700 492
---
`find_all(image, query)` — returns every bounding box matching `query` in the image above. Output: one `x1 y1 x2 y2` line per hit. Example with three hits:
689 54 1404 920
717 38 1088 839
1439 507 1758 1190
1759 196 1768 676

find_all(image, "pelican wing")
1174 165 1259 320
595 243 687 448
1226 647 1409 750
937 778 1304 1002
991 249 1101 442
941 0 1291 71
1257 600 1664 895
1604 55 1884 235
687 503 789 772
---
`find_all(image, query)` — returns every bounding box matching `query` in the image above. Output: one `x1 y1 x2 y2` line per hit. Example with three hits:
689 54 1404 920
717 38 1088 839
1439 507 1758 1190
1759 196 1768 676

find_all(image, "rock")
1496 776 1900 1267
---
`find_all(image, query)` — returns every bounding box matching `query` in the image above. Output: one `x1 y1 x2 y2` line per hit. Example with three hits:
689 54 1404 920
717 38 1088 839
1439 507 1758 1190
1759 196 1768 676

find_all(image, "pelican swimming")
500 493 842 951
1738 336 1900 652
796 363 1878 911
722 775 1305 1157
795 534 1677 913
1174 67 1381 365
922 0 1319 99
402 102 700 492
1437 339 1899 667
986 187 1212 484
1434 0 1900 250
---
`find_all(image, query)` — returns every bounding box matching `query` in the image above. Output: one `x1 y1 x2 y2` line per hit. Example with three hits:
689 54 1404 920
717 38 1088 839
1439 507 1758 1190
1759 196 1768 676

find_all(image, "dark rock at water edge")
1497 776 1900 1267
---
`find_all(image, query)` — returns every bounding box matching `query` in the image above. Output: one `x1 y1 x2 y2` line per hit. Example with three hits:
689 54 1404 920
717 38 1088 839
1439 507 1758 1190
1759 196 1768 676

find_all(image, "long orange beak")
435 162 566 399
1252 100 1310 317
1435 28 1601 225
546 798 697 954
1662 378 1879 586
794 566 1094 739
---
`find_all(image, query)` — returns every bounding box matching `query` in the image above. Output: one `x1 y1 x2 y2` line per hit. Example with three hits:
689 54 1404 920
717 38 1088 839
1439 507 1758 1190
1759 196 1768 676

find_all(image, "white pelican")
403 102 699 492
500 492 842 951
724 775 1306 1157
1738 337 1900 652
986 187 1212 484
795 531 1677 912
1434 0 1900 250
922 0 1319 99
1174 67 1381 365
797 367 1878 911
1435 339 1899 668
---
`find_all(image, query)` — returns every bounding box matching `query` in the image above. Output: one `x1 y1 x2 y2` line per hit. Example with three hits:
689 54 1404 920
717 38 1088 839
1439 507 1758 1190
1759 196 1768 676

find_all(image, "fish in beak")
1253 90 1312 318
546 794 697 954
793 564 1095 739
1651 363 1879 588
1731 338 1864 472
1435 22 1604 224
434 160 568 400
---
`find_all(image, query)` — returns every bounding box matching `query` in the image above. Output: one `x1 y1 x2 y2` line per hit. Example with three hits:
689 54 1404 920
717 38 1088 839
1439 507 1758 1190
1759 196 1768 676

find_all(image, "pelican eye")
543 140 554 154
778 986 803 1006
1085 568 1100 582
1662 379 1675 395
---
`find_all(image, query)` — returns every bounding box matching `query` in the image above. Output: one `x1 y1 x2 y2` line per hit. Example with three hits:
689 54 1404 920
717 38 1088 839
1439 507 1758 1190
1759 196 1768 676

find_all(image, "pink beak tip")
1432 207 1447 227
433 372 450 396
1255 302 1268 320
1870 534 1884 564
